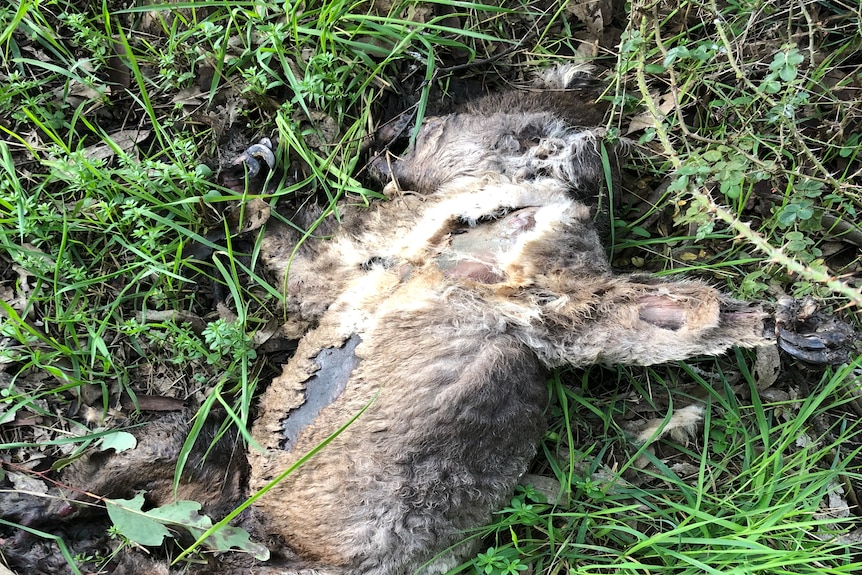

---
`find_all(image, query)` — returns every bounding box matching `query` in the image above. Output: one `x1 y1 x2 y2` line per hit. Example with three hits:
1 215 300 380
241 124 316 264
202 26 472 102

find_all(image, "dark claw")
217 138 277 193
777 343 824 364
231 137 275 180
778 337 840 365
777 328 827 351
242 138 276 179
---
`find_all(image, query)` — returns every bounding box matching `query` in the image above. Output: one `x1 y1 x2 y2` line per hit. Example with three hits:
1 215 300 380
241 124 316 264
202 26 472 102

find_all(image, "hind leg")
528 277 773 368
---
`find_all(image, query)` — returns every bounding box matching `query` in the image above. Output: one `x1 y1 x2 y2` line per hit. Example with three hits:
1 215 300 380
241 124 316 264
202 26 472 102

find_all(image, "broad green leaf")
98 431 137 453
205 525 270 560
106 495 269 560
106 493 172 547
702 149 723 163
148 500 269 560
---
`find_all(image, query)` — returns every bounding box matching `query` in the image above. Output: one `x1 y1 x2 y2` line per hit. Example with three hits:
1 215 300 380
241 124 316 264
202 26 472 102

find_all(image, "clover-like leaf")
769 47 804 82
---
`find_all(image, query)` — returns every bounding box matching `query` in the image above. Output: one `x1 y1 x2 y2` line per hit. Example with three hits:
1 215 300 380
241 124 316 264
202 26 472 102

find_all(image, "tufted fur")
368 65 609 201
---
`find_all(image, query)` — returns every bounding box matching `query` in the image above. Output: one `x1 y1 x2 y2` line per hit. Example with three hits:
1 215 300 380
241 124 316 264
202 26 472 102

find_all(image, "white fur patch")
635 404 705 445
386 176 571 263
537 63 596 90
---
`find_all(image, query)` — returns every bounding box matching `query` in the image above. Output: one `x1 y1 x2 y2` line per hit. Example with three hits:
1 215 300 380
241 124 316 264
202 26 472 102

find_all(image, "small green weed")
474 546 529 575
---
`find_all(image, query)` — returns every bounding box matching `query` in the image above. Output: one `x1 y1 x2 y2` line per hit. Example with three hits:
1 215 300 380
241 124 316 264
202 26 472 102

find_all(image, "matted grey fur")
369 64 610 201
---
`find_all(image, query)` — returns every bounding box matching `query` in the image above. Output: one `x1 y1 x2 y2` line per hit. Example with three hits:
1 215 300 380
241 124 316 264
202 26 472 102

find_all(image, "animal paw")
217 137 277 194
773 295 856 365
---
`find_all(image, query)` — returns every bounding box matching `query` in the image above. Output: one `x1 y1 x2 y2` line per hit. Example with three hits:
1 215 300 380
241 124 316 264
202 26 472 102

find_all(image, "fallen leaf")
567 0 613 49
294 109 340 150
753 344 781 391
8 471 49 495
97 431 137 453
225 198 271 235
83 129 151 162
106 493 172 547
106 493 270 560
626 90 678 134
106 38 132 90
137 309 207 334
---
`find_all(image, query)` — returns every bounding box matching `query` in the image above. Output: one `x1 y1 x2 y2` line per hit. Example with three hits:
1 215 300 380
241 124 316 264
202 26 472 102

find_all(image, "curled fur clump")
370 64 613 203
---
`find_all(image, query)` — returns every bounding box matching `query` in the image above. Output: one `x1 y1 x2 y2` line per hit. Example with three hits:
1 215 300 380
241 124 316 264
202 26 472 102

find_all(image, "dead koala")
1 65 852 575
248 67 776 575
209 65 848 571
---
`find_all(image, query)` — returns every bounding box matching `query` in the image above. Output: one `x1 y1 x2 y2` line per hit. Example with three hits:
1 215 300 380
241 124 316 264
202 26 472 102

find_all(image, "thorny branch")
628 6 862 308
